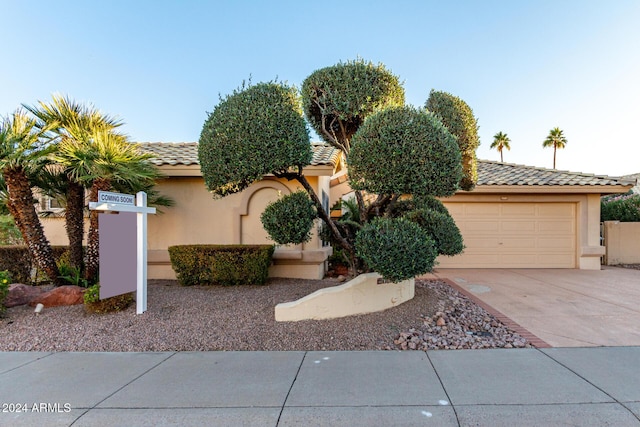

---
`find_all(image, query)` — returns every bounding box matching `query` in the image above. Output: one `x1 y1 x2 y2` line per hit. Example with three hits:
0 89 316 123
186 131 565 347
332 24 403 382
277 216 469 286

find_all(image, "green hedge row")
168 245 275 286
0 246 69 284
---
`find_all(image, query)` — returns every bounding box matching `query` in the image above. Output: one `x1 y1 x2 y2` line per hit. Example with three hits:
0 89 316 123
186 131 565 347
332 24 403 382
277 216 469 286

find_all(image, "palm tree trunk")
65 180 85 272
4 167 63 286
553 146 557 169
85 178 111 283
500 150 503 163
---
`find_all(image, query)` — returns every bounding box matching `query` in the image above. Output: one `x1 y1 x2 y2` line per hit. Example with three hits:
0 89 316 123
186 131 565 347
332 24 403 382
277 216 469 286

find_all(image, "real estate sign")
89 191 156 314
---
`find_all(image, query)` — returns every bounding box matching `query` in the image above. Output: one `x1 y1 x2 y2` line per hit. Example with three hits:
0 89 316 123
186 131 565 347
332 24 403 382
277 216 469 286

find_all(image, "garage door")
437 202 576 268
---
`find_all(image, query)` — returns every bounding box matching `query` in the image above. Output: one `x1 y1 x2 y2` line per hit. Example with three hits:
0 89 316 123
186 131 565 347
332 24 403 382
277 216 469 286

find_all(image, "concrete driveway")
428 267 640 347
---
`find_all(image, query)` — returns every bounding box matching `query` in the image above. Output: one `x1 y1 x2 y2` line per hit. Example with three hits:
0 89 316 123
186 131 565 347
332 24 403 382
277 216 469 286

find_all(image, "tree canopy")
198 60 481 282
426 90 480 191
301 59 404 153
198 82 311 198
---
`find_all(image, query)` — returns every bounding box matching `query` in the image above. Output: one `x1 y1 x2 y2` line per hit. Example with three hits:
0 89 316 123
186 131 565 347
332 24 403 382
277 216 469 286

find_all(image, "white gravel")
0 278 532 351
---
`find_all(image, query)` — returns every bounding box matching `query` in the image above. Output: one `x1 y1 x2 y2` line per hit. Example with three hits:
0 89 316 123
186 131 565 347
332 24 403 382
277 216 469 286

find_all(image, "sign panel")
98 191 135 206
99 212 137 299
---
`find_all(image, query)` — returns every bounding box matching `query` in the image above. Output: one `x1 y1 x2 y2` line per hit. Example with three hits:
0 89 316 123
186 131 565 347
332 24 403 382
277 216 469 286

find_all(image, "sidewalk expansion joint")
276 351 307 426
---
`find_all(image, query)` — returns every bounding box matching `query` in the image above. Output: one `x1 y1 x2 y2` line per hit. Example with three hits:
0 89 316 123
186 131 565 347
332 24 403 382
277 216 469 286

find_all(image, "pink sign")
99 212 137 299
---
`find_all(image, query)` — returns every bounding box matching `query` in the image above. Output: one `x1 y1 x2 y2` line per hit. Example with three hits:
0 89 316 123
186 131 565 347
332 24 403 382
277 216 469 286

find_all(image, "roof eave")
468 184 633 195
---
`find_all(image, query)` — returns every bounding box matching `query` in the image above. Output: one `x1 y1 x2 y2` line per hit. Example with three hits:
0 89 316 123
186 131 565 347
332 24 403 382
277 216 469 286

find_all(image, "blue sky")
2 0 639 176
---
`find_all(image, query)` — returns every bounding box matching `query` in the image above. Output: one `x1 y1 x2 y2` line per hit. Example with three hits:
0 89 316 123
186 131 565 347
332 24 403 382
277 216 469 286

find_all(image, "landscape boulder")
30 286 85 308
4 284 45 308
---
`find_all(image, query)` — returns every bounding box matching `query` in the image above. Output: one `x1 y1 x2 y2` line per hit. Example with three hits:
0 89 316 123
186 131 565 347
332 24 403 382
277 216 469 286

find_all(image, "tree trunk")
85 178 111 283
65 180 85 272
553 146 557 169
4 167 63 286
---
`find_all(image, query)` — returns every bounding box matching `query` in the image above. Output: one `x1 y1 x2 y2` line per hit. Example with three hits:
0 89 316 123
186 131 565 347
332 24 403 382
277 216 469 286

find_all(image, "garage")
438 202 577 268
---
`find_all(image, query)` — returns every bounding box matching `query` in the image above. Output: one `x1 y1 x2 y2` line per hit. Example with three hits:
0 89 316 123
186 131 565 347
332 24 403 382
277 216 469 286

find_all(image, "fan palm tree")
490 132 511 162
0 111 63 285
542 127 568 169
26 95 122 273
54 129 161 283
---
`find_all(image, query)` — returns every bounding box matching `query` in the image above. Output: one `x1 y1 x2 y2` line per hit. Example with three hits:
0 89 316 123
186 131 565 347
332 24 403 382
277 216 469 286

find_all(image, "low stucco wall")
603 221 640 265
275 273 415 321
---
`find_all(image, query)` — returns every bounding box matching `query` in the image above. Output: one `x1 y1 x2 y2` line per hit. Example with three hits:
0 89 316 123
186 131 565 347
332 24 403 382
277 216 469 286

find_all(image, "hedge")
0 246 69 284
168 245 275 286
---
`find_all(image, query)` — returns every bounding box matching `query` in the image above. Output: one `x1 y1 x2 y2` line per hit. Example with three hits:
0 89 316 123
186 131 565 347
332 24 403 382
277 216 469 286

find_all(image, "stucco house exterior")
40 142 633 279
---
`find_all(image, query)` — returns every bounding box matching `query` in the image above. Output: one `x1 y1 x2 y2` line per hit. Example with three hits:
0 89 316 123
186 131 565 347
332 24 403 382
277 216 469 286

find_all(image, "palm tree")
542 127 568 169
54 129 161 283
0 111 63 285
26 95 122 273
490 132 511 162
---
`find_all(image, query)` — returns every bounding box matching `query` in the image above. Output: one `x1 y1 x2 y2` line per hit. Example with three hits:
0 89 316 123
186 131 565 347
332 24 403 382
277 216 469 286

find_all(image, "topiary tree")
261 190 317 244
426 90 480 191
199 60 480 283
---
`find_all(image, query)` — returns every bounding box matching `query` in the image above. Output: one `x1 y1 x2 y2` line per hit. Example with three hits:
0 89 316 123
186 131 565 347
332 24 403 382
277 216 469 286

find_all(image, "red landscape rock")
30 285 85 308
4 284 46 308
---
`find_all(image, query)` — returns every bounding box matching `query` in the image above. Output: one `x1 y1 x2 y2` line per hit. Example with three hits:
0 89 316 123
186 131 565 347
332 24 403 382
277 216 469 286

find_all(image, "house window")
40 196 63 211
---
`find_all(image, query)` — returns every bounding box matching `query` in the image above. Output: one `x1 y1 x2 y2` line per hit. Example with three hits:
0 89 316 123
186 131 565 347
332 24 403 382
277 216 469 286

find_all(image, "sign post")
89 191 156 314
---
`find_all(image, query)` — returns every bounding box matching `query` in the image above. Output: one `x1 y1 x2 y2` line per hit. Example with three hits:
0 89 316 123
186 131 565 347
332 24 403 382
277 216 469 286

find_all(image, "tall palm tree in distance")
490 131 511 162
542 127 568 169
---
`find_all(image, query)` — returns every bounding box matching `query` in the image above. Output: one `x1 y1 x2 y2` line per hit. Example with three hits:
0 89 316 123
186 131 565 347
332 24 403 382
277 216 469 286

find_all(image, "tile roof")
136 142 340 167
136 142 631 188
478 160 635 187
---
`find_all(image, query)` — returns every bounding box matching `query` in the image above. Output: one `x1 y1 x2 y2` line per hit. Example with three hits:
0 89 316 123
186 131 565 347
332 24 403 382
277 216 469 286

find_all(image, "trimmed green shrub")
261 191 316 244
355 217 438 283
426 90 480 191
302 59 404 148
198 81 311 198
0 246 71 284
0 270 10 316
348 106 462 198
403 209 464 256
601 193 640 222
83 284 133 314
168 245 275 286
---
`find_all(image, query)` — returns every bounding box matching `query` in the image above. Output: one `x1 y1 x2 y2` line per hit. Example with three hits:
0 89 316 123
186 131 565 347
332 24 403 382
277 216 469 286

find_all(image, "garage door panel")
501 204 536 216
464 204 500 216
500 238 536 249
537 238 575 249
501 221 536 232
440 202 576 268
538 221 574 233
539 204 575 216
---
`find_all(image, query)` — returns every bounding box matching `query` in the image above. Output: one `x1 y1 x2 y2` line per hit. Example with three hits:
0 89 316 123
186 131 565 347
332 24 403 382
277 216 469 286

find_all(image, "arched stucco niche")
235 179 303 251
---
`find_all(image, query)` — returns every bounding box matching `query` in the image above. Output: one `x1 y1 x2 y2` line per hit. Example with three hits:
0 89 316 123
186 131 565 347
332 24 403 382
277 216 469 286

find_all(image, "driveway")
426 267 640 347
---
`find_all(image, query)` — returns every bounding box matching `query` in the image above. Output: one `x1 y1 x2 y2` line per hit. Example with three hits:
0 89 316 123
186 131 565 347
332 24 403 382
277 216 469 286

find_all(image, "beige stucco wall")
41 174 333 280
603 221 640 265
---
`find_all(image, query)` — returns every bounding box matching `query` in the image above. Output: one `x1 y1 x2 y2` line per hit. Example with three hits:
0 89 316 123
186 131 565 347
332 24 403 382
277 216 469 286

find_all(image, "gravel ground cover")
1 278 532 352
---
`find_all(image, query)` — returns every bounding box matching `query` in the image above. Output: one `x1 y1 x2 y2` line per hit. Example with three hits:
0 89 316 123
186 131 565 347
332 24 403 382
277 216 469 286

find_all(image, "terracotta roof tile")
136 142 340 167
477 160 634 187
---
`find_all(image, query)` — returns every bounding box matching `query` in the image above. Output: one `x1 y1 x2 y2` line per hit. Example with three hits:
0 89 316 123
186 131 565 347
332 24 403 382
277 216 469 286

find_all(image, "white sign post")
89 191 156 314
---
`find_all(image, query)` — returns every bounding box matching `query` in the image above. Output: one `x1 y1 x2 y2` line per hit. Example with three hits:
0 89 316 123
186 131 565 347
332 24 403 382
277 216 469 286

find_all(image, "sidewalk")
2 348 639 426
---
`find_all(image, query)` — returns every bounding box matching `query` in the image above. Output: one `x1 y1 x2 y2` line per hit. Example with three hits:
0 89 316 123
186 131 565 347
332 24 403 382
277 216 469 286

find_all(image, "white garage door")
437 202 576 268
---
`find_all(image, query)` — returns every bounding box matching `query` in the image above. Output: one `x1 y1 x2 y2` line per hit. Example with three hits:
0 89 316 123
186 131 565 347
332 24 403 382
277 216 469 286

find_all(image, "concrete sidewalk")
1 348 640 426
429 267 640 347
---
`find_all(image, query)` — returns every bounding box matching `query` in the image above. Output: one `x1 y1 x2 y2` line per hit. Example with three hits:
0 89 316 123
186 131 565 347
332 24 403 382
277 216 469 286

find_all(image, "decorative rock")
5 284 45 308
30 286 85 308
337 275 346 282
394 280 533 351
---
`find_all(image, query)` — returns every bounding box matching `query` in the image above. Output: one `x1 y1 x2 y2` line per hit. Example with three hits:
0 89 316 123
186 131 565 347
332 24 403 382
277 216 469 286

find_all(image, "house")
620 173 640 193
40 143 633 279
434 161 633 270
